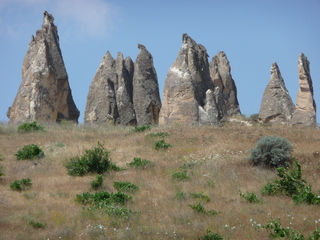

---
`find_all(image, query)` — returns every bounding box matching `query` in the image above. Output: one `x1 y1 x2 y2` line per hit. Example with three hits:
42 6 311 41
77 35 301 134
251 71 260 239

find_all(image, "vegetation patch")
29 220 46 229
66 142 119 176
90 175 105 190
113 181 139 193
262 160 320 205
130 125 151 133
15 144 44 160
155 139 172 150
239 191 263 203
199 230 225 240
189 202 220 215
249 135 293 168
189 192 211 202
171 170 190 181
10 178 32 191
0 154 4 180
128 157 153 168
18 121 45 133
146 132 169 138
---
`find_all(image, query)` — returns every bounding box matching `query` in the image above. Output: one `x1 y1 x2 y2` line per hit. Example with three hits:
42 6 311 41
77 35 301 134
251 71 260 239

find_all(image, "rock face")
7 11 79 123
133 44 161 126
84 52 136 125
290 53 316 126
159 34 240 125
209 51 241 117
259 62 295 124
85 44 161 126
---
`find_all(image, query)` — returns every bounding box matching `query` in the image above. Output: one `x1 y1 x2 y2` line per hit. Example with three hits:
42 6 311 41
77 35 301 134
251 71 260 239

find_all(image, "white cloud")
54 0 116 38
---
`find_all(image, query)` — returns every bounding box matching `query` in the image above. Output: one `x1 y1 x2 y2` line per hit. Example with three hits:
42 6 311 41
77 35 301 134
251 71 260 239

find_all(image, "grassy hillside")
0 121 320 239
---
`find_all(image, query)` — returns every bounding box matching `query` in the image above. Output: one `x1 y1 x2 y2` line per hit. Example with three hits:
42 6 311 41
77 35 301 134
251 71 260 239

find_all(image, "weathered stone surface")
7 11 79 123
133 44 161 126
259 62 295 124
159 34 213 125
84 52 136 125
209 51 241 116
290 53 316 126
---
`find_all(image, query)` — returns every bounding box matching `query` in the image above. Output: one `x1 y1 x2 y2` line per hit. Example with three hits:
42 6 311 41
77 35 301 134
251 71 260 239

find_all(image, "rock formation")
85 44 161 126
209 51 241 117
84 51 136 125
259 62 295 124
132 44 161 126
159 34 227 125
7 11 79 123
290 53 316 126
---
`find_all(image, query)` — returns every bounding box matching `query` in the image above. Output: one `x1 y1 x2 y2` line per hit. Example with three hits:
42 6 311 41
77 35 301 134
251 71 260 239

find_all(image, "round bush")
249 135 293 168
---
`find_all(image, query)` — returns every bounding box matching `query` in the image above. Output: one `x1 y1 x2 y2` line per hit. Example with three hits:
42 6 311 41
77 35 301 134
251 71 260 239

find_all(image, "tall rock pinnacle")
159 34 219 125
133 44 161 126
290 53 316 126
7 11 79 123
259 62 295 124
209 51 241 116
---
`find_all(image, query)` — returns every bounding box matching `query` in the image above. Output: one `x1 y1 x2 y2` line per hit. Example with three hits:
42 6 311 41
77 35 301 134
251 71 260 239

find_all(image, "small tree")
249 135 293 168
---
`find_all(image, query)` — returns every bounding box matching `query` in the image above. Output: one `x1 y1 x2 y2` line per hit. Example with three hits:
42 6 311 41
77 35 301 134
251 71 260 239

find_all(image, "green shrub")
239 191 263 203
29 220 46 229
171 170 190 181
189 203 220 215
155 139 172 150
90 175 105 190
15 144 44 160
249 135 293 168
189 192 211 202
175 191 187 200
18 121 45 133
66 142 112 176
261 160 320 205
10 178 32 191
128 157 153 168
199 230 225 240
113 181 139 193
131 125 151 133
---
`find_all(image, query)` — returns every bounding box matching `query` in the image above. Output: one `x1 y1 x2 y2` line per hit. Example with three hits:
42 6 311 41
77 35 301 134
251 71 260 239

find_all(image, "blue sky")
1 0 319 123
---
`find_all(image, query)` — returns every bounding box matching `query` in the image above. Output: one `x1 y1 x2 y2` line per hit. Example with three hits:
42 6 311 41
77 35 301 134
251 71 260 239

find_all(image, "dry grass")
1 121 320 239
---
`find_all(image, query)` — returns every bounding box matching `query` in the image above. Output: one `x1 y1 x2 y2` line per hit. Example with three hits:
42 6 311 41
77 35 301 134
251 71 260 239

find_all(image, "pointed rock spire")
290 53 316 126
133 44 161 126
259 62 295 124
7 11 79 123
159 34 213 125
209 51 241 116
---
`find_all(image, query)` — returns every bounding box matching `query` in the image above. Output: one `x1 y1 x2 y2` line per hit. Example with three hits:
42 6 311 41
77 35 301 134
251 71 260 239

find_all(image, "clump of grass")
0 154 4 179
15 144 44 160
175 191 187 200
75 191 134 219
90 175 105 190
113 181 139 193
199 230 225 240
128 157 153 168
239 191 263 203
18 121 45 133
249 135 293 168
130 125 151 133
189 202 220 215
155 139 172 150
171 170 190 181
147 132 169 138
29 220 46 229
66 142 114 176
10 178 32 191
189 192 211 202
180 162 198 169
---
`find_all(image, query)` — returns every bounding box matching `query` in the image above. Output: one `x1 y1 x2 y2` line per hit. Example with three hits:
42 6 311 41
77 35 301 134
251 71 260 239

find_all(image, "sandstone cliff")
209 51 241 117
133 44 161 126
159 34 236 125
259 62 295 124
290 53 316 126
7 11 79 123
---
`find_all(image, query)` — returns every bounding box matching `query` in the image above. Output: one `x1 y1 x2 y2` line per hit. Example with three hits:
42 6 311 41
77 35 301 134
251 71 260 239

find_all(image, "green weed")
113 181 139 193
15 144 44 160
239 191 263 203
90 175 105 190
28 220 46 229
171 170 190 181
10 178 32 191
154 139 172 150
199 230 225 240
18 121 45 133
130 125 151 133
128 157 153 168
